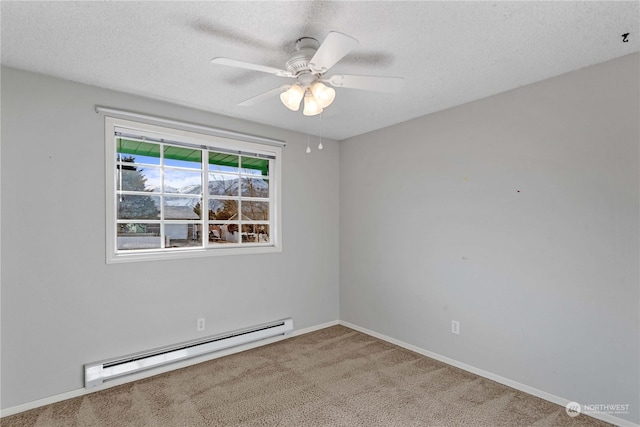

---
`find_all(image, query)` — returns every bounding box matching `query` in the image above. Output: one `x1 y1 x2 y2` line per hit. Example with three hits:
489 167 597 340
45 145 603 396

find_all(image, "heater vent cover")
84 318 293 388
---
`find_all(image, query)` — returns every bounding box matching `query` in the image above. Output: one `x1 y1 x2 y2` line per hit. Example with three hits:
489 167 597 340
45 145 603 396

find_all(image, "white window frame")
105 116 282 263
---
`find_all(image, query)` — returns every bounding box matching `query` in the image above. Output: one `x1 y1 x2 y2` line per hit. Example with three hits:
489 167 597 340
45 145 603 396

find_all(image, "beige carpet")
2 325 611 426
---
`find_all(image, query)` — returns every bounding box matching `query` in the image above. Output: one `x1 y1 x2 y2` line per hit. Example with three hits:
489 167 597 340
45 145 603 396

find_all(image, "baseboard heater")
84 317 293 388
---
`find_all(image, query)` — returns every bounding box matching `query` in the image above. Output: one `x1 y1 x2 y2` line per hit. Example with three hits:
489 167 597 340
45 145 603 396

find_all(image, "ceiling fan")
211 32 404 116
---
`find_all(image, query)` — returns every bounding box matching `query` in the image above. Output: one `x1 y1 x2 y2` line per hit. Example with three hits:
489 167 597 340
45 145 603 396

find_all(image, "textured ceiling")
2 1 639 140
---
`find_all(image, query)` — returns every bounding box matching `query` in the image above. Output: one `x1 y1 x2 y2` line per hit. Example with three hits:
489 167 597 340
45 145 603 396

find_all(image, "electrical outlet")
197 318 205 331
451 320 460 335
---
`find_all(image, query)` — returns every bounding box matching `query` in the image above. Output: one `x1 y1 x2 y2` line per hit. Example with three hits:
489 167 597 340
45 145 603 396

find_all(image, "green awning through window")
117 138 269 175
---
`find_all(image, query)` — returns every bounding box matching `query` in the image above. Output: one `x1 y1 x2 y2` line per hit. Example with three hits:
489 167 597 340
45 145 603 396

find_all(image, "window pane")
164 197 202 220
117 165 162 192
118 195 160 219
165 223 203 248
242 224 270 243
209 152 239 173
241 177 269 198
209 174 239 196
208 223 240 244
117 139 161 165
242 201 269 221
164 146 201 169
241 156 269 176
164 169 202 194
208 199 238 220
117 223 161 250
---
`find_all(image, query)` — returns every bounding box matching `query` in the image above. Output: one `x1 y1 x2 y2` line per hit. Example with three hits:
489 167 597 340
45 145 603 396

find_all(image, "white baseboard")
339 320 638 427
0 319 340 418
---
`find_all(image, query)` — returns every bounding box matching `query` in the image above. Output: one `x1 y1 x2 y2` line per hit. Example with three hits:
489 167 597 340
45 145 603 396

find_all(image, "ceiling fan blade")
309 32 359 74
211 57 293 77
238 85 291 107
325 74 405 93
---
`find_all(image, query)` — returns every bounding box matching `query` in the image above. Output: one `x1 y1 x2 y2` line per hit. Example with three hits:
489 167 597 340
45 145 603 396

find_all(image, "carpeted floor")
2 325 611 426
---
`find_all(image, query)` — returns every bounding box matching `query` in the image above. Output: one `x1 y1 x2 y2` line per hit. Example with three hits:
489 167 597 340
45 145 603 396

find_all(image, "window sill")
107 245 282 264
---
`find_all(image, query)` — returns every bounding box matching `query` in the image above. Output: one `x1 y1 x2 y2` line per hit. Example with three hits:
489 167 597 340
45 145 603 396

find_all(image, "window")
105 116 282 262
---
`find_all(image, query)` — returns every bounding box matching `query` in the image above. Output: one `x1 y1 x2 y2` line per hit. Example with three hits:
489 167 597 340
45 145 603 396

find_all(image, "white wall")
340 53 639 424
0 67 340 409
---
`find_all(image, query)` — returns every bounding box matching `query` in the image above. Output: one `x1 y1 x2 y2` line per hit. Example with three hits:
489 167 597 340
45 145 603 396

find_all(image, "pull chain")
318 112 324 150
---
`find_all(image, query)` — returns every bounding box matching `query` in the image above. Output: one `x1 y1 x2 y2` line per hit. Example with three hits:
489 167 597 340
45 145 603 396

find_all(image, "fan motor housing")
285 37 320 75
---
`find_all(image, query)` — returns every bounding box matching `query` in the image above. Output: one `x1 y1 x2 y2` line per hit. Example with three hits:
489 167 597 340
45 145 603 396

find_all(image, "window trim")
105 116 282 263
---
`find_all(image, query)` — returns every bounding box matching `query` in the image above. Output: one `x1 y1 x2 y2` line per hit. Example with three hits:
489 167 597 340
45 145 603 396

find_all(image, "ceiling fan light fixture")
303 91 323 116
280 84 304 111
311 82 336 109
211 32 404 117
